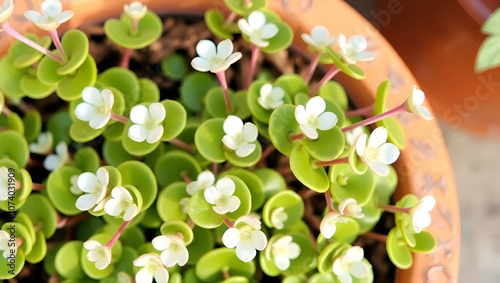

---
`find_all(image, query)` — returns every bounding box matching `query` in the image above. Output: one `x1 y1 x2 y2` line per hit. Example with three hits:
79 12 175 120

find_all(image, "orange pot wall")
375 0 500 138
1 0 459 282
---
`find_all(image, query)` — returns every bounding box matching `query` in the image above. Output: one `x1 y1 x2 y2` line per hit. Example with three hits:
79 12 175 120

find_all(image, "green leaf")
180 72 216 112
55 241 85 279
21 70 56 99
303 126 345 161
56 54 97 101
138 77 160 103
118 161 157 211
254 168 287 201
409 231 437 253
80 233 122 279
269 105 301 156
205 9 236 40
160 220 194 245
25 230 47 264
0 130 29 169
206 87 250 119
196 248 256 281
1 222 34 255
317 241 349 273
47 166 83 216
139 204 163 229
104 11 162 49
0 248 24 279
189 175 251 228
262 190 304 229
57 30 89 76
290 144 330 193
224 0 266 16
329 163 375 206
74 147 100 173
241 11 293 54
262 233 315 276
325 47 365 80
220 168 265 211
274 74 308 101
195 118 226 163
247 80 292 123
161 99 187 141
482 7 500 35
161 53 188 81
225 140 262 167
102 139 134 167
155 150 201 189
0 112 24 135
386 227 413 270
187 226 215 265
0 56 26 97
10 34 51 68
319 81 348 111
476 35 500 72
69 119 106 143
47 111 72 145
0 165 31 211
395 194 419 247
19 194 58 238
330 217 360 244
373 80 390 116
157 182 189 222
98 67 140 109
23 111 42 142
121 122 161 156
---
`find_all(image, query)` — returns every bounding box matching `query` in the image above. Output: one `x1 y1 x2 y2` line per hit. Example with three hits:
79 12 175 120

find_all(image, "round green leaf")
102 122 125 142
189 175 251 228
269 105 300 156
180 72 216 112
160 220 194 245
44 242 63 276
319 81 348 111
47 111 72 145
409 230 437 253
18 194 58 238
104 11 162 49
98 67 140 109
57 54 97 101
254 168 286 201
102 139 134 167
25 230 47 264
0 130 29 168
1 222 34 255
70 119 106 143
117 161 157 211
303 126 344 161
0 247 24 279
329 163 375 206
196 248 256 281
355 195 383 234
247 80 292 123
376 116 406 150
47 166 83 216
121 122 161 156
347 145 368 175
373 80 390 116
155 150 201 188
161 99 187 141
274 74 308 101
220 168 265 211
0 166 31 211
262 190 304 229
395 194 419 247
15 212 36 243
386 227 413 270
0 56 26 97
206 87 250 119
225 140 262 167
252 116 270 140
23 111 42 143
224 0 266 15
37 51 65 85
157 182 189 222
195 118 226 163
0 112 24 134
138 77 160 103
11 34 51 68
205 9 236 40
55 241 85 279
262 233 315 276
139 204 163 229
331 217 360 244
161 53 188 81
290 144 330 193
317 241 349 273
21 70 56 99
187 226 215 265
74 146 100 173
325 47 365 80
57 30 89 75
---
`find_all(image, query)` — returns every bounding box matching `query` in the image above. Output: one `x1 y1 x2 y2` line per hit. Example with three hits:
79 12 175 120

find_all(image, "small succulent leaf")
117 161 157 211
318 81 349 111
104 11 162 49
194 118 227 163
154 150 201 188
269 105 301 156
224 0 266 16
160 220 194 245
303 126 344 161
196 248 256 281
180 72 216 112
262 190 304 229
161 53 189 81
47 166 83 216
325 47 365 80
386 227 413 270
205 9 236 40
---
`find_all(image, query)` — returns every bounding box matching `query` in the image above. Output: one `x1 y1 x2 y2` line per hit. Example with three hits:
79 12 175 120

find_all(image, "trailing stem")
169 138 194 153
309 65 340 96
363 231 387 242
345 105 373 118
224 217 234 228
216 71 233 113
48 29 68 63
289 133 304 142
110 112 130 123
315 156 349 167
304 53 320 84
106 219 132 248
246 45 260 89
342 103 405 132
378 204 410 214
324 190 335 212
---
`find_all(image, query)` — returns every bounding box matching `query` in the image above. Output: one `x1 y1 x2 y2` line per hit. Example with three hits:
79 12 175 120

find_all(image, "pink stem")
363 231 387 242
324 190 335 213
315 156 349 167
1 106 11 116
182 172 192 183
216 71 232 113
289 133 304 142
106 220 132 248
305 53 320 84
309 65 340 97
346 105 374 118
48 29 67 63
259 144 275 163
378 204 411 214
224 217 234 228
246 46 260 89
342 103 405 132
169 138 194 153
110 112 129 124
121 48 132 69
224 11 237 26
1 22 63 63
132 19 139 35
188 219 195 229
32 183 46 190
212 163 218 176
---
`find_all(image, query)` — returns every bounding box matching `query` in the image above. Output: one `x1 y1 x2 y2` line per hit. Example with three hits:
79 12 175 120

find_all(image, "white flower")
222 115 258 158
301 26 338 52
69 175 83 195
74 87 114 130
204 177 241 215
405 86 433 121
338 34 374 65
332 246 369 283
152 235 189 267
75 167 109 211
191 39 242 73
83 240 112 270
238 11 279 47
258 84 285 110
271 235 301 271
104 186 138 221
270 207 288 230
338 198 364 219
409 195 436 233
222 215 267 262
320 212 347 239
355 127 400 177
0 0 14 24
179 197 190 214
295 96 337 139
24 0 73 31
344 126 365 147
0 166 11 201
186 170 215 196
128 103 166 144
29 132 53 154
124 1 147 21
133 253 169 283
0 230 14 259
43 141 70 171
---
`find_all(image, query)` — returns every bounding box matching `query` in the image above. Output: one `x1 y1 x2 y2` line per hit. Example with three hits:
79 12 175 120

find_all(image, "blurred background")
344 0 500 281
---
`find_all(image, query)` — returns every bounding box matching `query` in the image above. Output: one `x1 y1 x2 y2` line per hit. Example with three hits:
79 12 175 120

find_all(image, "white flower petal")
100 89 114 109
235 143 256 157
146 126 163 143
136 267 154 283
191 57 211 72
312 26 328 42
96 168 109 186
149 103 166 124
217 177 235 196
75 103 97 121
355 134 367 156
345 246 364 262
274 255 291 270
368 127 388 148
204 186 219 204
242 123 258 143
130 105 149 124
226 196 241 213
316 112 338 131
154 266 169 283
349 35 367 51
82 86 103 106
301 33 315 46
41 0 62 17
196 39 217 59
128 124 148 142
351 261 369 278
248 11 266 30
294 105 307 125
287 243 301 259
217 39 234 59
250 37 270 48
89 114 110 129
260 23 279 39
104 199 123 216
198 171 215 188
300 125 318 139
305 96 326 117
223 115 244 136
365 159 390 176
337 272 353 283
224 52 242 66
377 143 400 164
222 135 237 150
236 242 257 262
222 228 240 248
77 172 99 193
251 231 267 251
76 194 98 211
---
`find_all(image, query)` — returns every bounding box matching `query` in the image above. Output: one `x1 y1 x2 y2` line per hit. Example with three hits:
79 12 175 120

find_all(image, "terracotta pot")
374 0 500 138
1 0 459 282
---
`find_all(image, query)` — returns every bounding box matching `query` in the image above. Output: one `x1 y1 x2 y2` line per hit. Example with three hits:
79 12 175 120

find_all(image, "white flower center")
232 133 248 147
210 56 224 66
217 196 228 207
239 225 253 242
120 199 131 209
306 116 320 128
147 262 159 274
96 104 109 115
364 147 379 160
144 118 158 130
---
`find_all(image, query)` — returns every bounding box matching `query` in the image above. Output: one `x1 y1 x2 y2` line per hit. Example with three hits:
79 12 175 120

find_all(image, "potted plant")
0 0 459 282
